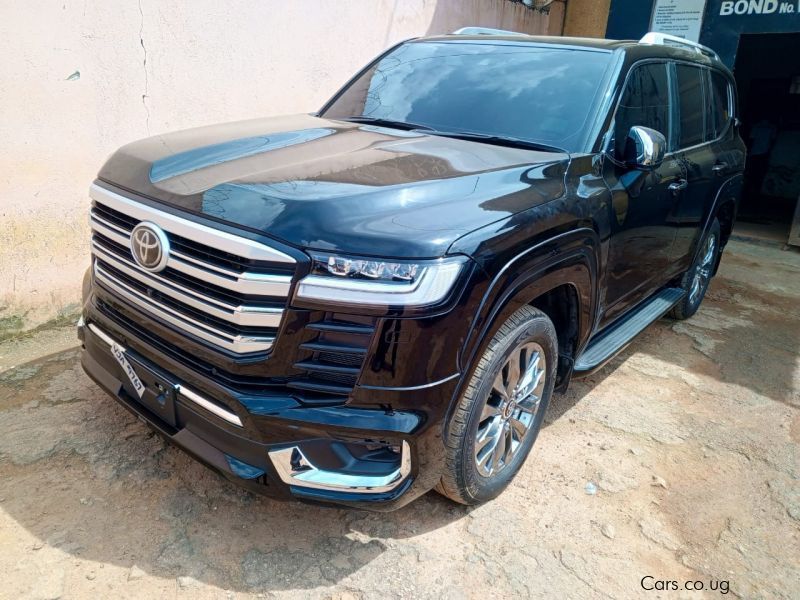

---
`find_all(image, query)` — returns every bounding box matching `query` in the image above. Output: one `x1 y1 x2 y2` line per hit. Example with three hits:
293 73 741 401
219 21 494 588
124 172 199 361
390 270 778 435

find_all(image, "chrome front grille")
88 183 296 355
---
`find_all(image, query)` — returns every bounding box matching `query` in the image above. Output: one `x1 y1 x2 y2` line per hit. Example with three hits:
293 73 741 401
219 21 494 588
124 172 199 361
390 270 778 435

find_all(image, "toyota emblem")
130 222 170 272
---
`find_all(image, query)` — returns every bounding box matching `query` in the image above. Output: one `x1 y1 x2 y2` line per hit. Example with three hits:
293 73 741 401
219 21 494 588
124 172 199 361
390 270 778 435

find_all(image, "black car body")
79 31 745 510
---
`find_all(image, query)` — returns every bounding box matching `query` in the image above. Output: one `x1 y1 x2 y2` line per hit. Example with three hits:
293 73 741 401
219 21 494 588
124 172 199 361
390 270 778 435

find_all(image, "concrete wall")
0 0 563 338
563 0 610 37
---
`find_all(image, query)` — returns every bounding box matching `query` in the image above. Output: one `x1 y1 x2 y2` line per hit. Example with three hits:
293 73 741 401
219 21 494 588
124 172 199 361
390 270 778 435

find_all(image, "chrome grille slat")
88 184 296 356
88 221 293 297
91 212 130 236
168 253 292 297
90 215 131 247
170 248 249 278
91 241 283 328
90 183 295 263
94 262 274 354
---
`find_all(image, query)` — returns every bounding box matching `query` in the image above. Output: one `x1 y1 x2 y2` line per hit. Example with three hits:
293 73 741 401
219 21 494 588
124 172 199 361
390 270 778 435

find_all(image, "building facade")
598 0 800 247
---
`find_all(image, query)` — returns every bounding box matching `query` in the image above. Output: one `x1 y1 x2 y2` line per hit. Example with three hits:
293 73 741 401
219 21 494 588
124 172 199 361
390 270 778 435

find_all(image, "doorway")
733 32 800 246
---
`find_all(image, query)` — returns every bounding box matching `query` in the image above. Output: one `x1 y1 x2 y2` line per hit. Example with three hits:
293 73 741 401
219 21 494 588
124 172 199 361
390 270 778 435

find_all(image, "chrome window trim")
86 321 243 427
94 261 274 353
90 183 296 264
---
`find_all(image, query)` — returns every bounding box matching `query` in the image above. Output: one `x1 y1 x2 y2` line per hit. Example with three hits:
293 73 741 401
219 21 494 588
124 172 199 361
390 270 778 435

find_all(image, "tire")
437 305 557 505
670 218 721 320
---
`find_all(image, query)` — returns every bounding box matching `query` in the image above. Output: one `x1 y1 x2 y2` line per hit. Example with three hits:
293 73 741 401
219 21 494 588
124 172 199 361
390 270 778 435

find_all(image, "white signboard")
650 0 708 42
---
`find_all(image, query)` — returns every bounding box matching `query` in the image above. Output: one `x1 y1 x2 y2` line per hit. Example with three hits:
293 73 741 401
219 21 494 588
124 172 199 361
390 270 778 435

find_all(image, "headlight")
294 252 468 308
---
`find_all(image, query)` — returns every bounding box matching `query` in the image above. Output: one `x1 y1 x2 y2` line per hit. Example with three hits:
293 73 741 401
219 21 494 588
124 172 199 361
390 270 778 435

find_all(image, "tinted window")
710 70 731 138
614 62 671 157
676 64 705 147
322 42 613 151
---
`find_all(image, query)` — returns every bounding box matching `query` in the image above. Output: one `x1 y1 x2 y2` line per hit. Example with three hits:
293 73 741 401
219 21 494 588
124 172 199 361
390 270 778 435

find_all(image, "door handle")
712 162 729 174
669 179 688 193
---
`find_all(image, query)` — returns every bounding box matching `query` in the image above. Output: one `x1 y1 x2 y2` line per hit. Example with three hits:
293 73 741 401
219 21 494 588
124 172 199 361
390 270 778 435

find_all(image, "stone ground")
0 238 798 600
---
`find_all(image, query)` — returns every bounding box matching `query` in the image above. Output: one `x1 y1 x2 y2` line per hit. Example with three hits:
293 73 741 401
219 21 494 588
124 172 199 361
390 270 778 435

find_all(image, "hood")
98 113 568 258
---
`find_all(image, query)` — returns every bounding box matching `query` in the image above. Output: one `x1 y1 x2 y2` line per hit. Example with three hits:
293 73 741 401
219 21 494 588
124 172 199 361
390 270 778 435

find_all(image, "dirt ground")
1 238 798 600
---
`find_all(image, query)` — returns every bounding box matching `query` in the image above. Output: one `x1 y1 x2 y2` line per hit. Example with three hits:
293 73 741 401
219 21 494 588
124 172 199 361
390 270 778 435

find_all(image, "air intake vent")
288 315 376 399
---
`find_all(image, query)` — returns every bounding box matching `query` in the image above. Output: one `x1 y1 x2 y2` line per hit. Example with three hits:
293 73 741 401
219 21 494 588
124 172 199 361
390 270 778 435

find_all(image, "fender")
457 227 600 381
439 228 600 438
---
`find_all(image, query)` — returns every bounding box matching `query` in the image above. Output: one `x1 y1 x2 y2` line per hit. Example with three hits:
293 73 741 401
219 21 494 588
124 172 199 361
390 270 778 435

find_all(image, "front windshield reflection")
323 41 612 151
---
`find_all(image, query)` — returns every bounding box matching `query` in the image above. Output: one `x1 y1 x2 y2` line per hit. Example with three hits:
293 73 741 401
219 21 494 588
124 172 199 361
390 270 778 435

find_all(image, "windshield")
322 41 613 152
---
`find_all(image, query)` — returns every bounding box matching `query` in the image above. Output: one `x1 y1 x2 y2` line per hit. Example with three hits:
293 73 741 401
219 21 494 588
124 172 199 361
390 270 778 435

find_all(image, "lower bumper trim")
269 441 411 494
87 321 243 427
175 383 243 427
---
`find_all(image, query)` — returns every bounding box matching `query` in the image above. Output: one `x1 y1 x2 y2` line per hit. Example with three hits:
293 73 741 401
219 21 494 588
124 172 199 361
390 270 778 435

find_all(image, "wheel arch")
697 173 743 274
453 228 600 415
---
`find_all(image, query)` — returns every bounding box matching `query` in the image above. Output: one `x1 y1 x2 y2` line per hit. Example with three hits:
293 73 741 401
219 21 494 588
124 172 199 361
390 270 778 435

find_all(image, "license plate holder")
110 343 177 428
110 342 145 397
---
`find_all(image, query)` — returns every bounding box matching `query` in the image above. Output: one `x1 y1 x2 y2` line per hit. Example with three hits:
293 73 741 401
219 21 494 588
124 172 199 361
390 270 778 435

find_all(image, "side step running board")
574 287 685 373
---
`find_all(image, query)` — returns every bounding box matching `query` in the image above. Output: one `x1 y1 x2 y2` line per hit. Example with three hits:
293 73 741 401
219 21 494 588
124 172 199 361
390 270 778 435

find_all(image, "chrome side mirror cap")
626 126 666 170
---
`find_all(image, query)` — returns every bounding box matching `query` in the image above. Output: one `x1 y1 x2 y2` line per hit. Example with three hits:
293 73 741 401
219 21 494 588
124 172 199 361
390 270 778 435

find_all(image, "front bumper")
78 317 455 510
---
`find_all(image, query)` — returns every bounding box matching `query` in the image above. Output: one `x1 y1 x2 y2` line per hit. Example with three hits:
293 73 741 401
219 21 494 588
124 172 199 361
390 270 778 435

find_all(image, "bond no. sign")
650 0 708 42
719 0 799 14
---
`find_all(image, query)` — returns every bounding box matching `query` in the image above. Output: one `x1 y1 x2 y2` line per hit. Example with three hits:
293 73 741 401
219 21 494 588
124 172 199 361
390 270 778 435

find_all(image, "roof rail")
639 32 719 61
452 26 526 37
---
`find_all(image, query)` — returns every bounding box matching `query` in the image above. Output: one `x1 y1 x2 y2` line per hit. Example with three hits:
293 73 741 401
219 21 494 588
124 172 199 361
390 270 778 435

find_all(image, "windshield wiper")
340 116 434 131
340 118 566 152
416 129 567 154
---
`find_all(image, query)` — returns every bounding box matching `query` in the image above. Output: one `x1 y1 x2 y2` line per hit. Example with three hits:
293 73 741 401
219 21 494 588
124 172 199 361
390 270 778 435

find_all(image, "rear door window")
614 62 672 157
675 64 706 148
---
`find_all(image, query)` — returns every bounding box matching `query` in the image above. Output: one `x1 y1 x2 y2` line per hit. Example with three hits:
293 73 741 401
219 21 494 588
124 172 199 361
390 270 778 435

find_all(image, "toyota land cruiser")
78 29 745 509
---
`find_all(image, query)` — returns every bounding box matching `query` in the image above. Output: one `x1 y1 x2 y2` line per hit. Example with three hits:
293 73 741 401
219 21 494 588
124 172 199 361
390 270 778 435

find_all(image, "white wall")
0 0 561 336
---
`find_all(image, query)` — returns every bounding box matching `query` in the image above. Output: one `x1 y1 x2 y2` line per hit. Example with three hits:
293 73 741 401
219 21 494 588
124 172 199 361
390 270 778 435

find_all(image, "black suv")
79 29 745 509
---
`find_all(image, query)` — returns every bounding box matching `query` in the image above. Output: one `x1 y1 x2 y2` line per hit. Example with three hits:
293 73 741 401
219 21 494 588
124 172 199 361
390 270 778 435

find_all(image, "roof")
415 31 729 71
419 33 629 52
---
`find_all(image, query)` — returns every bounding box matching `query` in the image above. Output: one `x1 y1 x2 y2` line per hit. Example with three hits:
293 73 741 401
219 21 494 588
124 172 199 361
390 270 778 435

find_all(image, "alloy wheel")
689 233 717 305
474 342 546 477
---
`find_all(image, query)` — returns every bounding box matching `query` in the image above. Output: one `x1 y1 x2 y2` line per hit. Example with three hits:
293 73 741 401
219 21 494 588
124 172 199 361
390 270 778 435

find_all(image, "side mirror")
624 126 666 170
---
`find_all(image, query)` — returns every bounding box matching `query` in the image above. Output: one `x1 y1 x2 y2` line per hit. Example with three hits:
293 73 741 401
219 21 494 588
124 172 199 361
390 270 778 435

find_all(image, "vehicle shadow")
545 237 800 424
544 254 800 427
0 348 470 594
546 312 800 430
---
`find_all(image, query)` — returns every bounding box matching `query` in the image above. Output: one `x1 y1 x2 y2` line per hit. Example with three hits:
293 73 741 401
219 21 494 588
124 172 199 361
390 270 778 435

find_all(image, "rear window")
710 70 731 138
676 64 705 148
322 41 613 151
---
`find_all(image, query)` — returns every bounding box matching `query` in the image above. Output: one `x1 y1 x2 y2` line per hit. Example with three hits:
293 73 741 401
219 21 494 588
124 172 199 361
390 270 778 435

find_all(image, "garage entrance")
602 0 800 247
732 32 800 245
